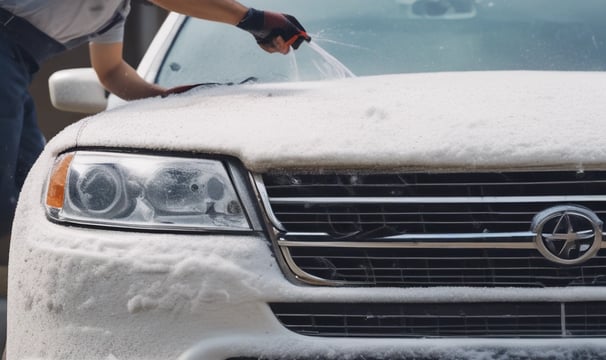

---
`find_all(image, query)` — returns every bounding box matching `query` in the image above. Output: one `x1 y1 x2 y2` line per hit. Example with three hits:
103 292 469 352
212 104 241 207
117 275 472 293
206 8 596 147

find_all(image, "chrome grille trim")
279 240 537 249
257 171 606 287
287 231 536 239
270 195 606 205
253 174 286 231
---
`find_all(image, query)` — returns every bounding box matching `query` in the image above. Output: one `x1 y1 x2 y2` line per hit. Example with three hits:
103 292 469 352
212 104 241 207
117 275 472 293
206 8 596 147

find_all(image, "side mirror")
48 68 108 114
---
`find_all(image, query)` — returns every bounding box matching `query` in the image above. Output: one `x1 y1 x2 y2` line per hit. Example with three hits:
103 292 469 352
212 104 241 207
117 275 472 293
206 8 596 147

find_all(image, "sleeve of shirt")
89 1 131 44
89 20 126 44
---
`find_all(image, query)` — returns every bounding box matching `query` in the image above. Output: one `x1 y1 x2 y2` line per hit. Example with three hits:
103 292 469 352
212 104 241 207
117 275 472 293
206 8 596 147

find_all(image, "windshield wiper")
193 76 259 88
162 77 259 97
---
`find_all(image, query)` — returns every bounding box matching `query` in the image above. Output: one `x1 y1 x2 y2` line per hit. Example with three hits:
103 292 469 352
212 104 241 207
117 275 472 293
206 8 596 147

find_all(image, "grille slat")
292 271 601 279
260 171 606 287
266 179 606 188
277 218 534 222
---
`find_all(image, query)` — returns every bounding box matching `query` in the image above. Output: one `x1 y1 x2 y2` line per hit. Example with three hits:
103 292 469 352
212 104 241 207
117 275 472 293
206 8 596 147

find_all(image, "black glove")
237 8 311 50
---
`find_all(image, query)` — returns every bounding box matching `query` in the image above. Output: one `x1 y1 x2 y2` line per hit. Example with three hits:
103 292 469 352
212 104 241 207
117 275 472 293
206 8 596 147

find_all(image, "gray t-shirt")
0 0 130 45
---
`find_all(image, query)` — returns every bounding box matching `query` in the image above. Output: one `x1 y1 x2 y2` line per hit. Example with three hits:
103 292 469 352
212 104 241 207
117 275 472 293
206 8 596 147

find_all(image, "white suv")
7 0 606 359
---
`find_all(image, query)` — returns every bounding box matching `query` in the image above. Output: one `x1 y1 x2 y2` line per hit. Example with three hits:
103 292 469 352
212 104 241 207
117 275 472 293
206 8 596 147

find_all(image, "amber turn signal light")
45 153 75 209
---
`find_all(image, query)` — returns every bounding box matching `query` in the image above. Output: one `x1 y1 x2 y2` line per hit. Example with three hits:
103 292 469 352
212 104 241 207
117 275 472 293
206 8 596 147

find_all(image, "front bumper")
8 216 606 359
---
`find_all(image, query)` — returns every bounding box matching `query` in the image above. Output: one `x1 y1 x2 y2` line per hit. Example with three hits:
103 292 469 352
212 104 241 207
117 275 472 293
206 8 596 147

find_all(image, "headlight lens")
45 151 250 231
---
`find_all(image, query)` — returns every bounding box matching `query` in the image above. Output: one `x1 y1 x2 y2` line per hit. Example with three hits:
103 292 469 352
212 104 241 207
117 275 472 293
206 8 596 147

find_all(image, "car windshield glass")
156 0 606 86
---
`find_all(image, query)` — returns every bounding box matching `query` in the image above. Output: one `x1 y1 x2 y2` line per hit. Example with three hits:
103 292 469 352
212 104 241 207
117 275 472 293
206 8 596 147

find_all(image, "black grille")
263 172 606 235
272 202 544 235
260 171 606 287
264 172 606 198
287 247 606 287
270 302 606 338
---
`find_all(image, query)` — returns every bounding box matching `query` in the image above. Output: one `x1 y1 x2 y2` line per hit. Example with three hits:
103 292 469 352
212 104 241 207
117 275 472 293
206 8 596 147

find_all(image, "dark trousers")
0 30 45 237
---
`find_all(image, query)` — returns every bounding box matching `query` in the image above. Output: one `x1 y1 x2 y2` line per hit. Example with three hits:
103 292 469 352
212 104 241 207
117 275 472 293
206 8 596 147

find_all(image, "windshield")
156 0 606 86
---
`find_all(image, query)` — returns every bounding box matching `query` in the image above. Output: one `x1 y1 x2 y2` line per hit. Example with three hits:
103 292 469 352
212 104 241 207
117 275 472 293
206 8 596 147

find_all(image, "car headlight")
45 151 250 231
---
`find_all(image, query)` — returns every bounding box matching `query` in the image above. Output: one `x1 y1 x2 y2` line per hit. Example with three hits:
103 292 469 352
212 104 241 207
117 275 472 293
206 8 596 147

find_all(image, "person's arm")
89 42 167 100
150 0 248 25
90 1 310 100
150 0 310 54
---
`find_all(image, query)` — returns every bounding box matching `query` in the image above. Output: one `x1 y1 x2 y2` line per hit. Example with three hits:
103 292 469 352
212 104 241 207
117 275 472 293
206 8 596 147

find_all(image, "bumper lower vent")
270 302 606 338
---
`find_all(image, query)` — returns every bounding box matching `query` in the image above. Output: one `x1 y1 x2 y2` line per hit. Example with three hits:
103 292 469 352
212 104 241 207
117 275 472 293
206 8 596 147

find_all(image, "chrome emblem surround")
531 205 603 265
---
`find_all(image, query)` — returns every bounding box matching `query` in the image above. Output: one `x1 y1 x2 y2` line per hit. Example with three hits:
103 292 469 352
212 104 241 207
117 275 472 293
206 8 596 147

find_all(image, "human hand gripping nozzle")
236 8 311 50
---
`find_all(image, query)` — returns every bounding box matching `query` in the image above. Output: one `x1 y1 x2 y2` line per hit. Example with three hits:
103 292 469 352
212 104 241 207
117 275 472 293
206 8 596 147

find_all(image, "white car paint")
8 4 606 360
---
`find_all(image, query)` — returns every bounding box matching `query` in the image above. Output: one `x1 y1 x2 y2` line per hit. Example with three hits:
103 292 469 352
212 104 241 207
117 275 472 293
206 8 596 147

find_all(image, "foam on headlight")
45 151 251 231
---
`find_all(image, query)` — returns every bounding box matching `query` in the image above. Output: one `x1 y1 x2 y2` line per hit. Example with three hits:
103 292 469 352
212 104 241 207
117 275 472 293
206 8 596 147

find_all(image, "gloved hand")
237 8 311 54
